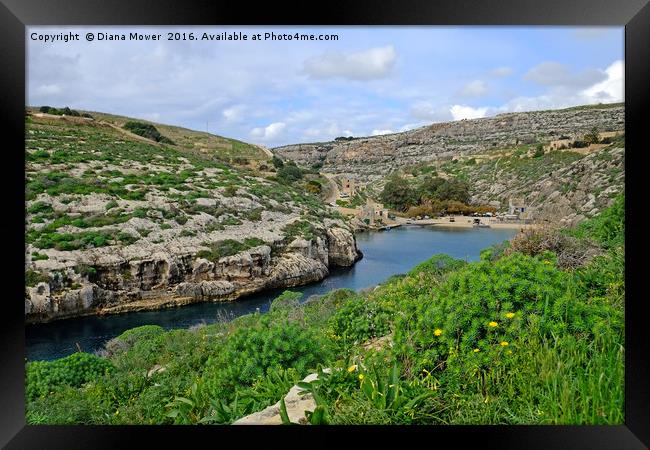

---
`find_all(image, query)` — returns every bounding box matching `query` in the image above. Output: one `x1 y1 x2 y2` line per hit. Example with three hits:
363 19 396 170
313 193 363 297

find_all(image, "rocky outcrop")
326 224 363 266
25 224 361 323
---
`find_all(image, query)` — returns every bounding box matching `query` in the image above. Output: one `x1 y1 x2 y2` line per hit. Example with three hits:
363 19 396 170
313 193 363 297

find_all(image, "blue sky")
27 26 623 147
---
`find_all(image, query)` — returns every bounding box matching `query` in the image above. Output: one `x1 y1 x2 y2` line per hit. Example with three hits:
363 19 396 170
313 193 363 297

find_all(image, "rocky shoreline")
26 223 362 324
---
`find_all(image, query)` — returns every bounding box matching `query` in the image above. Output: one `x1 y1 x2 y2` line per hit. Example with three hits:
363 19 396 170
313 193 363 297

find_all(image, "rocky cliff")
25 112 361 323
273 104 624 182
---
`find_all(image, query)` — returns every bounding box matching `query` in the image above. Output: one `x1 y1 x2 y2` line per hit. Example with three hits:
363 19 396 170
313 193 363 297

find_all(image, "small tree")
277 161 303 183
271 155 284 169
533 144 545 158
380 175 416 212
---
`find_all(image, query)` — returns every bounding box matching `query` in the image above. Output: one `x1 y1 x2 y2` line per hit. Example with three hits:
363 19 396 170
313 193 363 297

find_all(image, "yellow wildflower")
434 328 443 336
506 350 512 355
347 364 358 373
505 312 515 319
488 321 498 328
500 341 509 346
473 348 480 353
358 374 365 381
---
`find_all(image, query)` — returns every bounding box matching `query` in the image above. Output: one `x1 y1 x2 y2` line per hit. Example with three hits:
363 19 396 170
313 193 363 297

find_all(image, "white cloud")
490 66 513 77
250 122 286 141
35 84 63 96
449 105 489 120
459 80 488 98
504 59 624 112
222 105 246 122
409 101 453 122
581 60 623 103
371 129 393 136
302 122 350 141
524 61 606 89
303 45 397 80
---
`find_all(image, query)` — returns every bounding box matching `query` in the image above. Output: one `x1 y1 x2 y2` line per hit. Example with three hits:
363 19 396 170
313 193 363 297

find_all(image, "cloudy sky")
27 26 623 147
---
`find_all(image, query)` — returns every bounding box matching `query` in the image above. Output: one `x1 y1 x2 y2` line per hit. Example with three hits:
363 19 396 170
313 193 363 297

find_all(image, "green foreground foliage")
26 196 624 425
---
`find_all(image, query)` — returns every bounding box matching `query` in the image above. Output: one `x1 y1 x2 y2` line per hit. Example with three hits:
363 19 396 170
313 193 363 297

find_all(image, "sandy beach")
394 215 537 230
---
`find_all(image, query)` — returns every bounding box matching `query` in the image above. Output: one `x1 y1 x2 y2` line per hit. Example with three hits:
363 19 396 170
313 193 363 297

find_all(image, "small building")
341 177 357 196
508 198 526 216
360 198 389 226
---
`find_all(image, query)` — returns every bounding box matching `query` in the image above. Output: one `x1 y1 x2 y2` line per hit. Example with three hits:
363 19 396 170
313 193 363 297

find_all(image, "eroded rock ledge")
26 221 361 324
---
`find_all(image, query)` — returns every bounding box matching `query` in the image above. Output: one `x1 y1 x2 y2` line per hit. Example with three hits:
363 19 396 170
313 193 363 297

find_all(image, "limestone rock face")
175 280 236 299
26 224 361 323
273 105 624 183
326 224 362 267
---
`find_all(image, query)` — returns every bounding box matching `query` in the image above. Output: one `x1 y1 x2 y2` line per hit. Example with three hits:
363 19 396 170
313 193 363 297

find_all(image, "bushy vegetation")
38 106 93 119
196 238 266 262
27 353 114 401
276 160 304 183
26 195 624 425
123 121 175 144
380 173 493 216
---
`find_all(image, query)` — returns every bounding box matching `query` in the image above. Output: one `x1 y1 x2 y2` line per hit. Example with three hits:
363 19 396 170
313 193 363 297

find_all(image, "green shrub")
269 290 303 313
27 201 53 215
196 238 263 262
31 252 49 261
223 185 238 197
26 269 49 286
34 230 115 251
26 352 114 401
571 194 624 249
282 220 317 241
394 253 620 376
123 121 175 145
328 296 392 344
277 162 303 183
408 254 466 276
202 317 332 394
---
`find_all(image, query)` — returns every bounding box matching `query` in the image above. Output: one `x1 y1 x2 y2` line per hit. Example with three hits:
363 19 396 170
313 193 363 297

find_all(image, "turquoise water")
25 225 517 361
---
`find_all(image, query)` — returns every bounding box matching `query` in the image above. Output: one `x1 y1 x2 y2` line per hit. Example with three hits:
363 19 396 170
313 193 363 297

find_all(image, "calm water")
25 226 517 361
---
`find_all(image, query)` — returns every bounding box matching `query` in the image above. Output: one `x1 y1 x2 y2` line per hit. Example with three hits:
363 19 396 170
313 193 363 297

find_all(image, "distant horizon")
26 100 624 149
27 26 624 146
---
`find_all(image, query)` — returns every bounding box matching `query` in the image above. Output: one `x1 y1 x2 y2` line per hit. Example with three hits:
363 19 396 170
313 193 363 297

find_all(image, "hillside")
25 111 361 323
28 107 271 163
273 104 624 224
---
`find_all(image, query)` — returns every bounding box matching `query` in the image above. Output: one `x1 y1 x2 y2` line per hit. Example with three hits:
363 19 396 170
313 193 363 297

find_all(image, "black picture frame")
1 0 648 447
